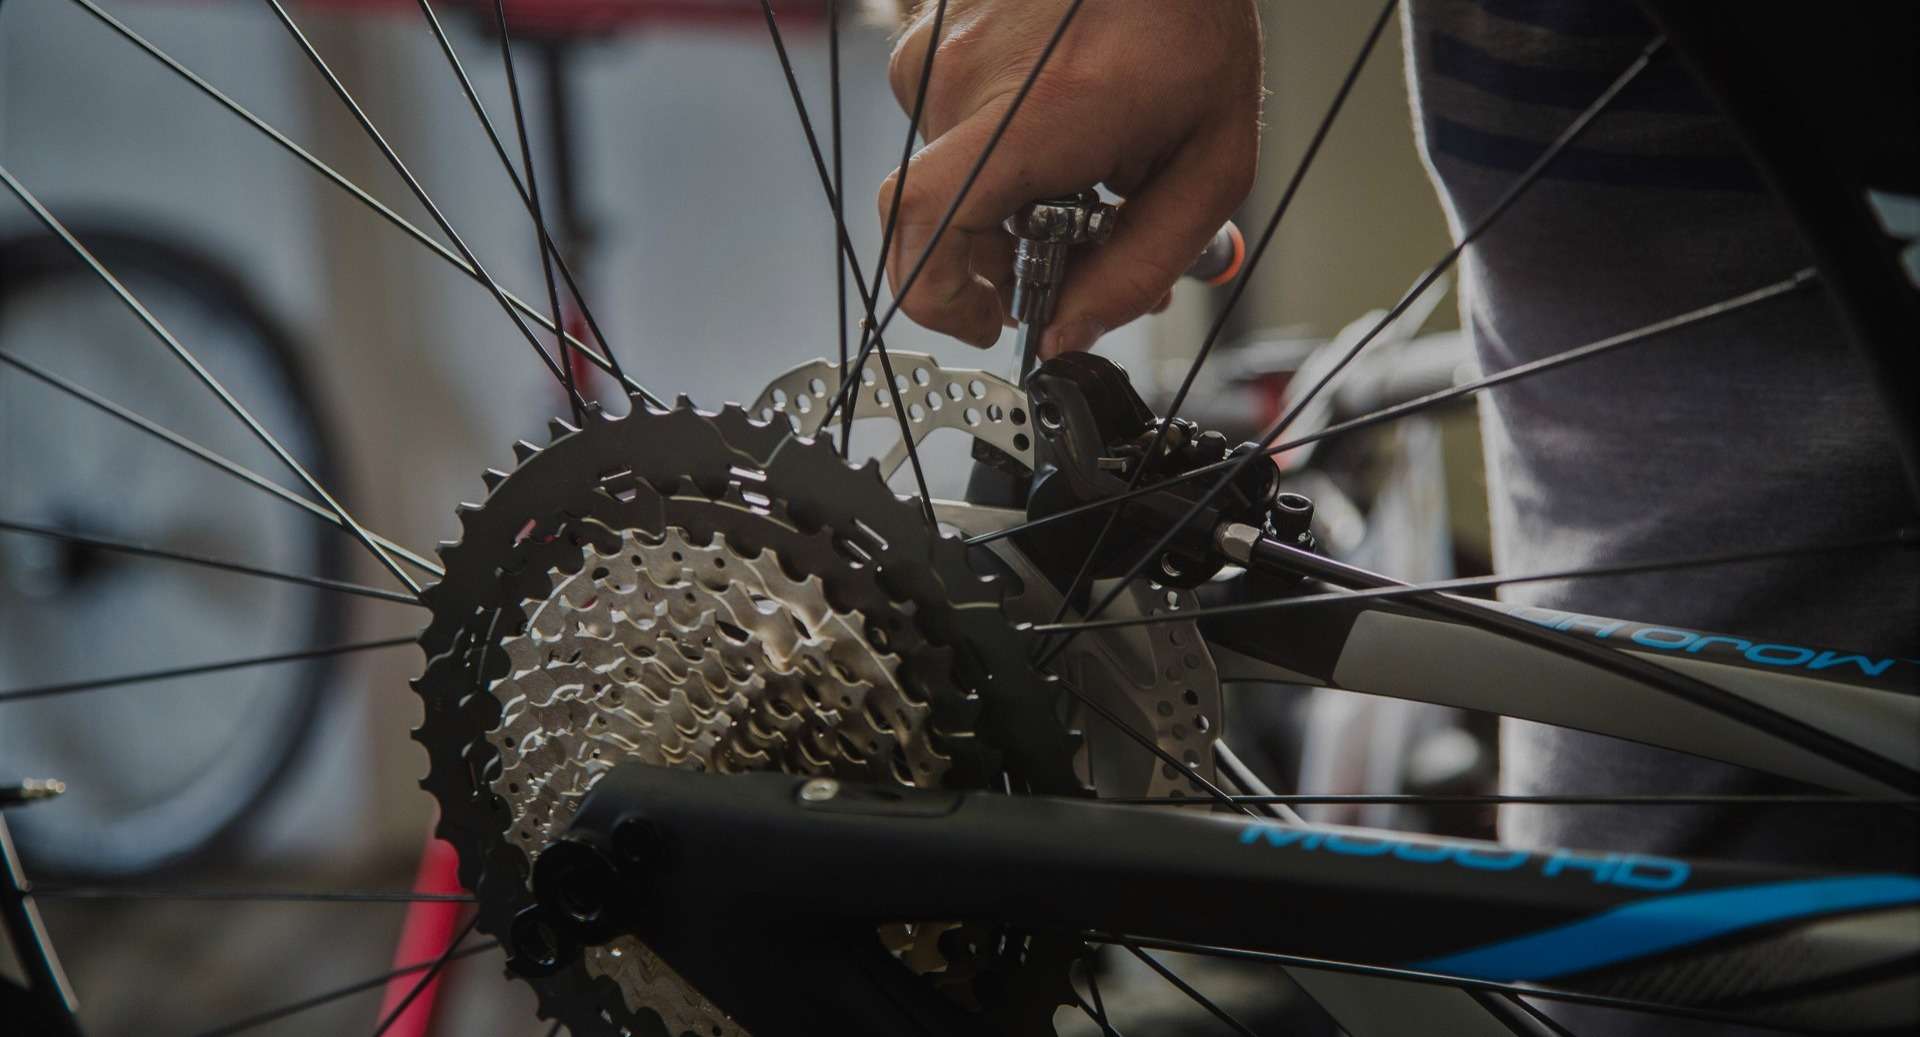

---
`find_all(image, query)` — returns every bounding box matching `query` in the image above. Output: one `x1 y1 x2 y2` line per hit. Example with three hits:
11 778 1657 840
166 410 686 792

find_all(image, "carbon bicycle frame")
557 760 1918 1036
530 517 1920 1037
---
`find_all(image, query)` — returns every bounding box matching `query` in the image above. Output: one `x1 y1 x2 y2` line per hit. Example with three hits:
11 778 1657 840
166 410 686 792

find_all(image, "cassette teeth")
410 393 1082 1037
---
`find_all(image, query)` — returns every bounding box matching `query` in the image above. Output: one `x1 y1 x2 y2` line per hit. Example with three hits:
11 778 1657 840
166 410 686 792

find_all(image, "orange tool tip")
1206 221 1246 287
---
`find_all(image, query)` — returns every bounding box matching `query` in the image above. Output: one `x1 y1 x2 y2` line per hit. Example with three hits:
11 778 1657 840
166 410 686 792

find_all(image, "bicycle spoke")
1028 531 1913 634
1080 934 1814 1032
755 0 881 346
1072 990 1123 1037
1255 268 1817 460
1266 34 1670 446
488 0 582 424
1125 945 1259 1037
756 0 937 521
0 636 413 705
966 266 1818 550
63 0 656 407
1216 740 1303 824
0 352 441 575
28 888 474 904
1067 682 1250 816
1102 792 1920 808
258 0 591 413
0 519 422 606
842 0 949 456
820 0 1085 433
372 912 479 1037
1038 37 1670 670
1080 954 1121 1037
0 165 422 596
1042 0 1401 637
192 938 497 1037
413 0 628 392
829 0 848 425
870 342 939 522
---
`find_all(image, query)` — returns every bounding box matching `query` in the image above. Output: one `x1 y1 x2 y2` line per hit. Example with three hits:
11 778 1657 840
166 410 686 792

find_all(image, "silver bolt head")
798 777 840 803
1083 204 1118 244
1007 202 1079 241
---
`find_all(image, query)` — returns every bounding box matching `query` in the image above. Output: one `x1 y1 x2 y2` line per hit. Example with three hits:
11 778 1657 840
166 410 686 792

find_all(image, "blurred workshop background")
0 0 1484 1033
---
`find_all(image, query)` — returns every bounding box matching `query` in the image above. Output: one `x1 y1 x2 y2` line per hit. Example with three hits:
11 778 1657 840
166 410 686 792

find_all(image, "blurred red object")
376 835 464 1037
295 0 829 35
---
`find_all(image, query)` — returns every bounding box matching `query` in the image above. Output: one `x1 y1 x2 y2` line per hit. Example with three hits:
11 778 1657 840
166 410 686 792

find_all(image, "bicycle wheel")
1 1 1915 1036
0 225 345 878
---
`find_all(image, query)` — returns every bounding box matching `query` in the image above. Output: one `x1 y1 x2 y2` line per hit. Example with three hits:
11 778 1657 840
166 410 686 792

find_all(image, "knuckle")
875 170 903 217
886 45 918 109
890 172 943 227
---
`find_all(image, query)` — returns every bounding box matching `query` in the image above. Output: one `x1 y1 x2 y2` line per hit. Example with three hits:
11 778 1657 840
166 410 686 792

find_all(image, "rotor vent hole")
808 377 828 396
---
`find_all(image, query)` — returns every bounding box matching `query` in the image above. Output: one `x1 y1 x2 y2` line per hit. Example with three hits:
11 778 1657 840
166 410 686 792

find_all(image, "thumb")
1041 138 1252 357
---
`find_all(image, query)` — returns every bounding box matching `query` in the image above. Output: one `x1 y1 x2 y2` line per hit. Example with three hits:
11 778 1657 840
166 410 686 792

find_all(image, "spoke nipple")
0 778 65 807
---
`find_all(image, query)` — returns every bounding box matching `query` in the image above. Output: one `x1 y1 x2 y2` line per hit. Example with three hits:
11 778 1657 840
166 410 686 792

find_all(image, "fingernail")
1044 318 1106 358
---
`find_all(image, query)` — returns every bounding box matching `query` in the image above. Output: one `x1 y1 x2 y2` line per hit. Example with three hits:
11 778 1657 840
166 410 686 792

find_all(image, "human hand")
878 0 1262 357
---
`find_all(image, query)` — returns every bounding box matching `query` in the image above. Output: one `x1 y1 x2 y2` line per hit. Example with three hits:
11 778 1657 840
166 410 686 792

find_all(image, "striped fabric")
1402 0 1917 898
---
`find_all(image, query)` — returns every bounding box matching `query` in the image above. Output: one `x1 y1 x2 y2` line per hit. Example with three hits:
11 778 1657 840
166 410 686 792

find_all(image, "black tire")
0 223 346 879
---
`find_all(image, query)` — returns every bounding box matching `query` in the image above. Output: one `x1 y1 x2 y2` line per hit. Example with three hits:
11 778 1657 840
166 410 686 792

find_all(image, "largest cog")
412 398 1084 1037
